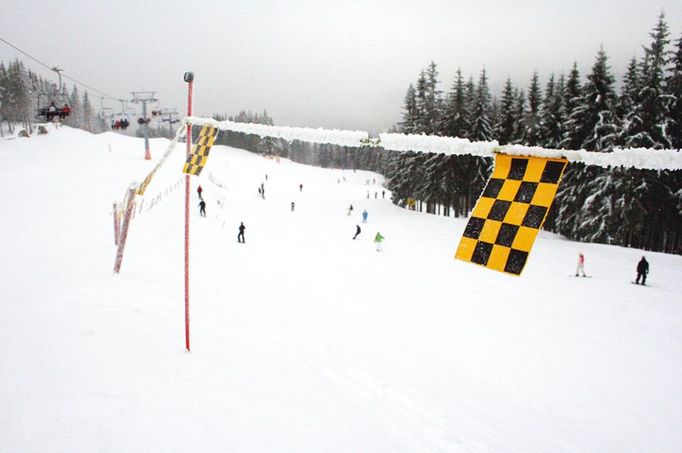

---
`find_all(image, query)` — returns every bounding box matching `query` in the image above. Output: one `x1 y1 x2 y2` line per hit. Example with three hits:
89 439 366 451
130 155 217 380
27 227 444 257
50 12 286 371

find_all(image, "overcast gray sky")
2 0 681 133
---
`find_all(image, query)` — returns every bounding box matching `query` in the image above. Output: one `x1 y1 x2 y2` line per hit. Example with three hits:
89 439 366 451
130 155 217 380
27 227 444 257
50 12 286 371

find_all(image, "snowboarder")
362 210 368 223
353 225 361 240
575 252 586 277
291 201 295 211
197 185 203 200
635 256 649 285
374 232 384 251
238 222 245 243
347 204 353 215
198 199 206 217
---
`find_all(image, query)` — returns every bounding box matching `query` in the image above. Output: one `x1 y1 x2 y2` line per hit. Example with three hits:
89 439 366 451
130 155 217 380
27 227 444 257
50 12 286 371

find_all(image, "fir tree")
66 86 83 129
495 77 516 144
441 69 469 138
4 60 31 132
0 62 7 134
464 76 476 139
468 68 493 141
400 84 418 134
617 57 642 145
490 96 499 134
82 91 95 132
511 88 526 143
414 70 429 133
560 63 582 149
423 61 443 135
563 47 618 152
624 14 674 148
540 73 566 148
521 71 543 146
666 32 682 148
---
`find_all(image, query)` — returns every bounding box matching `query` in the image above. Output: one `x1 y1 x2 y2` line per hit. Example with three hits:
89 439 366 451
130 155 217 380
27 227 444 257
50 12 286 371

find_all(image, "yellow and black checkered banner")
183 126 219 176
455 153 568 275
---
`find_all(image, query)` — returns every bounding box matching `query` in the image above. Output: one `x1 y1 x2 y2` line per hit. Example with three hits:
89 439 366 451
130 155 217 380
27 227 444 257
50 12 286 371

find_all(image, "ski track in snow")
1 126 681 453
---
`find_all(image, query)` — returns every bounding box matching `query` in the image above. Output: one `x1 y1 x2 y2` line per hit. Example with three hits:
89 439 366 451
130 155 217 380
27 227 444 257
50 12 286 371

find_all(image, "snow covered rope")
185 116 369 147
136 124 186 196
113 185 138 274
182 117 681 170
379 133 682 171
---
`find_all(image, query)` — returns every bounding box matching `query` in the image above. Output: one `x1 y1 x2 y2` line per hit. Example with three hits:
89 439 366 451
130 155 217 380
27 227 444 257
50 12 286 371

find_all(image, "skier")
291 201 295 211
362 210 368 223
237 222 246 243
353 225 361 240
635 256 649 285
382 190 385 199
374 191 378 199
299 183 303 192
347 204 353 215
575 252 586 277
198 199 206 217
367 190 370 199
374 232 384 251
197 185 203 200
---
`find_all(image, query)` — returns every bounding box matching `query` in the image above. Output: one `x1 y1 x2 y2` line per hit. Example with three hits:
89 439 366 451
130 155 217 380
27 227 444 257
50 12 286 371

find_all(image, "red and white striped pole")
113 202 120 245
183 71 194 352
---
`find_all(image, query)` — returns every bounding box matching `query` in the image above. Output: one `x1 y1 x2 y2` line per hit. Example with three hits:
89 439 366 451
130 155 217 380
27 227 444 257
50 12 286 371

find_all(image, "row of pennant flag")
160 125 569 276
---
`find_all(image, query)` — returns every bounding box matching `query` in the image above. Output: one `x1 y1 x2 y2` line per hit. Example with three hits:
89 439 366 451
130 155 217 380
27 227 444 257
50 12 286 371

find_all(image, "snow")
1 126 682 452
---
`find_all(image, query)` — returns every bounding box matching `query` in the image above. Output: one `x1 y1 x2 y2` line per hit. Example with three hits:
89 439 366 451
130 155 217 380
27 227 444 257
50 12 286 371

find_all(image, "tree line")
216 14 681 254
0 59 106 136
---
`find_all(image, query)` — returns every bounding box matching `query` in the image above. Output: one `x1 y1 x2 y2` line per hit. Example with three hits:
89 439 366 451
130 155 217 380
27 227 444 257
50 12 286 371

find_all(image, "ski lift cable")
0 36 122 102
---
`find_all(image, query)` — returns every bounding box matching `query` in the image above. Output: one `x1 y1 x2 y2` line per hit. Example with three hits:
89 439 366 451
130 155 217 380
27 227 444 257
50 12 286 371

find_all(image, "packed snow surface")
1 126 681 452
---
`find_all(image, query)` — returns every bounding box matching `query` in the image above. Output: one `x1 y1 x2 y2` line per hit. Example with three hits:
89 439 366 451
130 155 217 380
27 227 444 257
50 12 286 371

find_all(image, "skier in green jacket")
374 232 384 251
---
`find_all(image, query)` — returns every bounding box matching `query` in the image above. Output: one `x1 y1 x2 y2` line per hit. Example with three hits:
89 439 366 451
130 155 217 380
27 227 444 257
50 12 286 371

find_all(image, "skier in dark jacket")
353 225 361 240
198 199 206 217
238 222 245 243
635 256 649 285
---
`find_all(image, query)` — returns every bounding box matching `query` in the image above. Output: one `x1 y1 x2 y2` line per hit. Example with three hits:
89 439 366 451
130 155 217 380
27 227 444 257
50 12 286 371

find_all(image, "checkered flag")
183 126 219 176
455 153 568 275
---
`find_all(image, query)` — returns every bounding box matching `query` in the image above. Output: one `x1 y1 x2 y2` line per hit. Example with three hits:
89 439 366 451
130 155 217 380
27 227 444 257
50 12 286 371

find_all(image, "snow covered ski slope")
1 126 681 452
